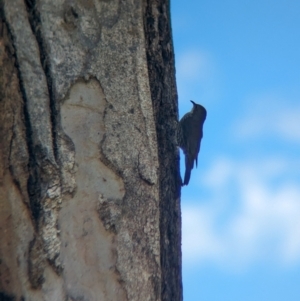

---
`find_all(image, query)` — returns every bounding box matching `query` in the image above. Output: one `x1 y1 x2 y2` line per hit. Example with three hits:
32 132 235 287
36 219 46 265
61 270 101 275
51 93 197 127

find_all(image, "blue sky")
171 0 300 300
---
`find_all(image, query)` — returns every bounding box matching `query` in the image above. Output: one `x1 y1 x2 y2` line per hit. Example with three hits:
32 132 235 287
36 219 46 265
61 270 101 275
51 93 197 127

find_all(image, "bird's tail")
183 168 191 186
183 156 194 186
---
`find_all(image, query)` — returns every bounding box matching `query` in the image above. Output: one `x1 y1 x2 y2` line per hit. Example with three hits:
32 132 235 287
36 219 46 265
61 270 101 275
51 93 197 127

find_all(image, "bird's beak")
190 100 196 106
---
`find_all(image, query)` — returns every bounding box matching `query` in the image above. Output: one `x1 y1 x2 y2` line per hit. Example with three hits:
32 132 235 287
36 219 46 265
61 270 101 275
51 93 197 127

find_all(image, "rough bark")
0 1 181 300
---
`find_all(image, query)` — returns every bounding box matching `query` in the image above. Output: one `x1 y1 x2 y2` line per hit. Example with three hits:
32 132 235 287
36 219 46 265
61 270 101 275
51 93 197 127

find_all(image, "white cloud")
233 92 300 143
183 206 223 260
182 156 300 271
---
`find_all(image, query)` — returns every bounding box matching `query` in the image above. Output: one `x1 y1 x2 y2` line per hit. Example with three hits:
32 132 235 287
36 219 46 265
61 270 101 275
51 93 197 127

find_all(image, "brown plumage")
178 101 207 186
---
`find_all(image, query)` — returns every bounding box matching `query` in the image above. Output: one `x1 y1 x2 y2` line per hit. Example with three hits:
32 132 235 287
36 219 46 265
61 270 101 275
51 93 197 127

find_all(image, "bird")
178 100 207 186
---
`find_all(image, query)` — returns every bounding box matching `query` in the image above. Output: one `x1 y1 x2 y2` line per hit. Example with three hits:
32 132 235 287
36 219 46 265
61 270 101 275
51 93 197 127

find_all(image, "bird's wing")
179 113 194 155
195 111 206 167
180 114 196 185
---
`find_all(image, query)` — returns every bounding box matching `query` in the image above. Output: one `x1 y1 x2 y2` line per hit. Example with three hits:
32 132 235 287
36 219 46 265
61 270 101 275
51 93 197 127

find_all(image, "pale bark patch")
59 79 126 300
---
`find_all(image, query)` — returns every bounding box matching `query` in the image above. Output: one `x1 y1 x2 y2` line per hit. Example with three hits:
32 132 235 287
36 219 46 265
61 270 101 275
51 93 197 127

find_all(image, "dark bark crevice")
24 0 59 163
2 1 63 284
0 7 41 227
0 291 16 301
143 1 183 301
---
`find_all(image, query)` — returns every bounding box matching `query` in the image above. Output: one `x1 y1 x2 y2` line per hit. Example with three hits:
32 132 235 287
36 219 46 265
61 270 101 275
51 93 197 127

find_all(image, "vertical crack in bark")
0 4 38 217
143 1 183 301
3 0 63 287
24 0 58 162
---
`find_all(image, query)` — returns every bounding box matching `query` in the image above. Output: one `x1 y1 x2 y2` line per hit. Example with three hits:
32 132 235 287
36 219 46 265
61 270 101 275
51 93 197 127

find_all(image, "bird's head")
190 100 207 118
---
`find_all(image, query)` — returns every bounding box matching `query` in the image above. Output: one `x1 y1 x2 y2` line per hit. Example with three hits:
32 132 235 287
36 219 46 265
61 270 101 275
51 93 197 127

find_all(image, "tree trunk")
0 1 181 300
